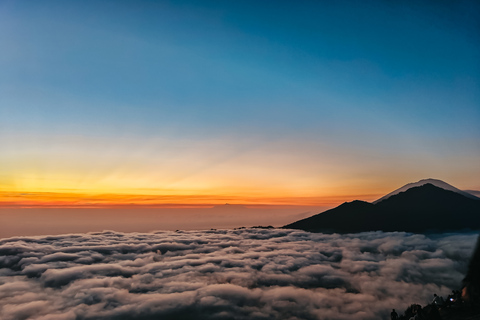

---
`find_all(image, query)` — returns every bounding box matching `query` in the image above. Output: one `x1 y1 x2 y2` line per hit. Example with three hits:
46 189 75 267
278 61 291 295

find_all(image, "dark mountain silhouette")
284 183 480 233
373 178 480 203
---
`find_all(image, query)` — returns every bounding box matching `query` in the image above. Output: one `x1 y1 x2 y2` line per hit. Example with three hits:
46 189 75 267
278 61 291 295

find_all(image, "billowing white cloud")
0 229 476 320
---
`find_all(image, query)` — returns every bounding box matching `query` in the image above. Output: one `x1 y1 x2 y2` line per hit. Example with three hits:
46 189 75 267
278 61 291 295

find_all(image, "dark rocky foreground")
394 293 480 320
396 235 480 320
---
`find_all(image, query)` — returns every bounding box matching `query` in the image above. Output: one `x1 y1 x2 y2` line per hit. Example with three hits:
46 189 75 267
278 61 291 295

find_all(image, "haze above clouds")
0 206 322 238
0 229 476 320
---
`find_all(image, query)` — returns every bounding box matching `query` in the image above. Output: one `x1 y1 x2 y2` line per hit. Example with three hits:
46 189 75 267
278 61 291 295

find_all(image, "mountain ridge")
373 178 480 203
284 182 480 233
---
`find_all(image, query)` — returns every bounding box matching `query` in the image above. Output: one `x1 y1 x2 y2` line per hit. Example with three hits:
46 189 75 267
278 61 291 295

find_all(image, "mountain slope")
373 178 480 203
283 200 374 233
284 184 480 233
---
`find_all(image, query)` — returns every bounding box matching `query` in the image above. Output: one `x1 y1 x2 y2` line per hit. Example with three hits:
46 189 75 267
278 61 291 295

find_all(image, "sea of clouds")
0 229 477 320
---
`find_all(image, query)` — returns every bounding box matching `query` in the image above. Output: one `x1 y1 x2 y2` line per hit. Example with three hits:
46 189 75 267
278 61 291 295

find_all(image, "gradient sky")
1 0 479 207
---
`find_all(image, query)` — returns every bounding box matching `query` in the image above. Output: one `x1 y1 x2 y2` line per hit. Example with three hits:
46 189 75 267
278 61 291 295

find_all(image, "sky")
1 0 479 211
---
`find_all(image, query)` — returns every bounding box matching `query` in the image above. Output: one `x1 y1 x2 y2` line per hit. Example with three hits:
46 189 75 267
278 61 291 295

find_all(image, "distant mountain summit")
284 180 480 233
373 178 480 203
210 204 249 211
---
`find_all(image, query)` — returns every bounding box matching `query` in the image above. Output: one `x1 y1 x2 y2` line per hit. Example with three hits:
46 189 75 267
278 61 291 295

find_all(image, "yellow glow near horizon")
1 132 479 208
0 190 381 208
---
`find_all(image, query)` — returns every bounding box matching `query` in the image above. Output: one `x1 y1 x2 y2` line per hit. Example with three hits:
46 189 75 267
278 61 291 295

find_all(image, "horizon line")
0 190 382 208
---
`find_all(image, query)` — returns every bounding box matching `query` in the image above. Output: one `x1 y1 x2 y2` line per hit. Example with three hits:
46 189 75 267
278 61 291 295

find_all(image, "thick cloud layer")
0 229 476 320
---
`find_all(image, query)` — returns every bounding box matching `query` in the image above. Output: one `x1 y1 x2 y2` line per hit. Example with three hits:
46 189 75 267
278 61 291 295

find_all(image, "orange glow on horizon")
0 190 382 208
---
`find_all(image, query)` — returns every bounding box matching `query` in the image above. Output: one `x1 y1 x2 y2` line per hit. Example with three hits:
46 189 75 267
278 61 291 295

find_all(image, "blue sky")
1 0 479 204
